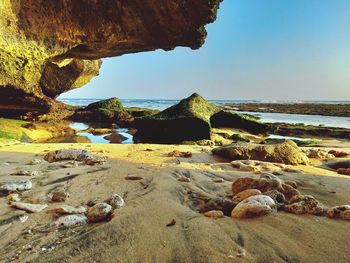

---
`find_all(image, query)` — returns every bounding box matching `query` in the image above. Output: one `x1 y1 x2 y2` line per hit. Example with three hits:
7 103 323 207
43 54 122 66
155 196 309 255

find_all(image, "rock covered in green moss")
213 140 309 165
134 93 221 143
211 110 269 134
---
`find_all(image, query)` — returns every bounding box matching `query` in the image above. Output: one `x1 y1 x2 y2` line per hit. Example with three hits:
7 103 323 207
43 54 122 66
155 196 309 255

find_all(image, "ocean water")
59 98 350 129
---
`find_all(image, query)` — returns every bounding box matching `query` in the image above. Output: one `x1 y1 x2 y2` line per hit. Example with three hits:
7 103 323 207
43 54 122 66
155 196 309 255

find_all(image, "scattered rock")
264 190 286 210
284 180 298 189
198 198 235 217
328 150 348 158
213 140 309 165
204 210 224 219
231 195 276 218
50 190 69 202
125 175 143 181
106 194 125 209
28 159 42 165
104 133 128 143
283 167 301 173
337 168 350 176
167 151 192 158
6 193 21 202
284 195 324 215
0 180 32 193
11 202 48 213
232 189 261 205
306 149 335 160
232 177 281 196
166 219 176 227
11 170 41 176
55 214 88 228
44 149 106 165
196 140 215 147
326 205 350 220
50 205 87 215
277 183 300 201
212 178 224 183
177 176 191 183
87 203 113 222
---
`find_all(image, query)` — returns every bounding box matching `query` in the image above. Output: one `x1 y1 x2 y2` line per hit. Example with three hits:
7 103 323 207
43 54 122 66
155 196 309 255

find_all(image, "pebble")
231 195 276 218
6 193 21 202
284 195 324 215
0 180 32 192
11 170 41 176
55 214 88 228
178 176 191 182
204 210 224 219
50 190 68 202
11 202 48 213
87 203 113 222
50 205 87 215
326 205 350 220
212 178 224 183
28 159 42 165
125 175 143 180
107 194 125 209
232 189 261 205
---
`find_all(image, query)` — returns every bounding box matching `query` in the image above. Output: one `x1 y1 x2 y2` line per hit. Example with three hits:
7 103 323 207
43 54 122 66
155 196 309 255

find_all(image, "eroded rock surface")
0 1 222 111
213 140 309 165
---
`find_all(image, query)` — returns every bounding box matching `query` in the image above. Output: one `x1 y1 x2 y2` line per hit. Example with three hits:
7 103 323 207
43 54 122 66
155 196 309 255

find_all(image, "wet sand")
0 143 349 262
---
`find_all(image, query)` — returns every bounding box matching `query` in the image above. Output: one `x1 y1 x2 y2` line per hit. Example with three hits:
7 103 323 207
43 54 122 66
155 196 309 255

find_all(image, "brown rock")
337 168 350 176
213 140 309 165
204 210 224 219
232 177 281 196
328 150 348 158
50 190 69 202
87 203 113 222
167 151 192 158
326 205 350 220
232 189 261 205
231 195 276 218
284 195 324 215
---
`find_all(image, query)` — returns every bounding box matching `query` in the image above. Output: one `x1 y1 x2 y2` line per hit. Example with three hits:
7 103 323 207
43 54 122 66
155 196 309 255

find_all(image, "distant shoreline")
222 103 350 117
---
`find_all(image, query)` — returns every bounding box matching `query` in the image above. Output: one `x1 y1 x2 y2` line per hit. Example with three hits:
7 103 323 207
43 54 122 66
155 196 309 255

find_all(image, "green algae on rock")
134 93 221 143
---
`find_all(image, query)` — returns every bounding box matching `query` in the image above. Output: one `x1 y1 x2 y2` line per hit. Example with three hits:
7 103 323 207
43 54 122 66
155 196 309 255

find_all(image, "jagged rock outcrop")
0 0 222 112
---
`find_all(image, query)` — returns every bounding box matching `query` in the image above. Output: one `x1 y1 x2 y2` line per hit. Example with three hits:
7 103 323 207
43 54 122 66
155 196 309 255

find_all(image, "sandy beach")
0 142 349 263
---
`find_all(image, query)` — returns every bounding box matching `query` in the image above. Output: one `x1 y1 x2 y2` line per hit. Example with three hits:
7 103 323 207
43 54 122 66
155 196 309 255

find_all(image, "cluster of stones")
0 149 125 228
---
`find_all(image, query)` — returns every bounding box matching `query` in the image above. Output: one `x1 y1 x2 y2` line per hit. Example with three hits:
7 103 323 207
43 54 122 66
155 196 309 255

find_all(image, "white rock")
231 195 276 218
0 180 32 192
28 159 42 165
107 194 125 209
55 214 88 228
11 202 48 213
50 205 87 215
11 170 41 176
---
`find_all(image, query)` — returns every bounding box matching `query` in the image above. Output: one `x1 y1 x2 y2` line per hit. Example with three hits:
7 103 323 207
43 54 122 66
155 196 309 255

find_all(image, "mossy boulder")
210 110 269 134
72 98 134 126
212 140 310 165
134 93 221 143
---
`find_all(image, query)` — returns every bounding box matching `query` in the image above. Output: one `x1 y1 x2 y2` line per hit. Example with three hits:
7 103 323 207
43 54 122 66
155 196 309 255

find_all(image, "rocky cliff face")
0 0 222 112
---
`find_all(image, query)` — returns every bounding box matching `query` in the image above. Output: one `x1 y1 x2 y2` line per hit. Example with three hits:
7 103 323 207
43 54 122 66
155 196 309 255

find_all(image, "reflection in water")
70 122 134 144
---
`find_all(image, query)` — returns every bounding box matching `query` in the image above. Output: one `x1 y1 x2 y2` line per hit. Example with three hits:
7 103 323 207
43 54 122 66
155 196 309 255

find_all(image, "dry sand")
0 142 349 263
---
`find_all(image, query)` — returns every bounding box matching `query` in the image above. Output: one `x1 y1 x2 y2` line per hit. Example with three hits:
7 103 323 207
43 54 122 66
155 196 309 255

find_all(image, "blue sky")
61 0 350 100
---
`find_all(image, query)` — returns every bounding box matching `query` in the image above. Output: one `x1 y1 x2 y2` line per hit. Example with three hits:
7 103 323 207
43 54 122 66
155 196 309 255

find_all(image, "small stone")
283 167 301 173
19 215 29 223
232 189 261 205
11 170 41 176
167 151 192 158
328 150 348 158
204 210 224 219
106 194 125 209
326 205 350 220
50 205 87 215
125 175 143 180
55 214 88 228
337 168 350 176
87 202 113 222
264 190 286 210
212 178 224 183
11 202 48 213
6 193 21 202
0 180 32 193
284 195 324 215
166 219 176 227
231 195 276 218
177 176 191 183
50 190 68 202
28 159 42 165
